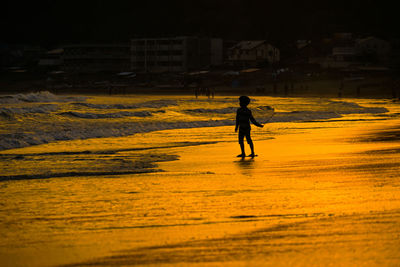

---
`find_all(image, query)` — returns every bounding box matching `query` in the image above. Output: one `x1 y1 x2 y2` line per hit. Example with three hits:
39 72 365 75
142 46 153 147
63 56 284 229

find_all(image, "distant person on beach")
206 88 211 99
235 96 263 158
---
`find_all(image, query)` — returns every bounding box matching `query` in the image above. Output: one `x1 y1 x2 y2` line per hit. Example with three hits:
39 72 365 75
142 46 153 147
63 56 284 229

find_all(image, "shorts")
238 127 252 144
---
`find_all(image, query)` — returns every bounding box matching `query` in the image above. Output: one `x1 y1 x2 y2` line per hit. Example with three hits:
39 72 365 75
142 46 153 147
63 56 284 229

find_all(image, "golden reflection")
234 157 256 176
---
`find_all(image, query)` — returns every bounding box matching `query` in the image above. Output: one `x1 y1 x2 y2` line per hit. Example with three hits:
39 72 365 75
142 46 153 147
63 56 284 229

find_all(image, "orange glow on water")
1 97 400 266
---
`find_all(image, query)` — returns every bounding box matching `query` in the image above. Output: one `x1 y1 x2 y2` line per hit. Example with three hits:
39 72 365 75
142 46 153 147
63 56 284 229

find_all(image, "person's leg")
240 142 245 156
249 141 254 155
246 134 255 156
238 132 246 157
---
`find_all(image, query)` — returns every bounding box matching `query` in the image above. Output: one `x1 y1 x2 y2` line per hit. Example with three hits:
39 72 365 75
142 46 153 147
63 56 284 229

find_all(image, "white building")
130 37 223 73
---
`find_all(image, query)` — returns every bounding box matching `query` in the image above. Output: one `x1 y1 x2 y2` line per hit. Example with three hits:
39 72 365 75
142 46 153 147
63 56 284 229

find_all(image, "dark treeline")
2 0 398 47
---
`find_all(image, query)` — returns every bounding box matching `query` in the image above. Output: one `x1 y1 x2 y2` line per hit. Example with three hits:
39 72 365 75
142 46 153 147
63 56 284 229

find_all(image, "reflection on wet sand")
234 158 256 175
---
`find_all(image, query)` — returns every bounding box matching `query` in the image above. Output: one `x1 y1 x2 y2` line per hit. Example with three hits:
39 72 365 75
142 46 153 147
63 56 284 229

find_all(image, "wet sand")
59 119 400 266
1 95 400 266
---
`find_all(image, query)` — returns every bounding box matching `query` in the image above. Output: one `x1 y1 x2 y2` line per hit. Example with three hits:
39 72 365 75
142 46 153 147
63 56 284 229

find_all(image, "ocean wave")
0 109 387 151
185 107 237 114
184 105 273 115
0 91 87 103
59 110 158 119
337 107 388 114
0 120 234 151
0 104 59 118
0 98 389 151
183 101 387 119
72 100 177 109
326 100 388 114
0 110 340 150
270 111 341 122
184 97 257 103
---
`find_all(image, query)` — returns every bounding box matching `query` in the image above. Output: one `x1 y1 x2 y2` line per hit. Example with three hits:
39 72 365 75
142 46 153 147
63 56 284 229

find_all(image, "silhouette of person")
235 96 263 158
206 88 211 99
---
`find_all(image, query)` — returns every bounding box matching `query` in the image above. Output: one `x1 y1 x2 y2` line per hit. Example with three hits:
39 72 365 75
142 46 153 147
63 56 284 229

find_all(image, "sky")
2 0 398 47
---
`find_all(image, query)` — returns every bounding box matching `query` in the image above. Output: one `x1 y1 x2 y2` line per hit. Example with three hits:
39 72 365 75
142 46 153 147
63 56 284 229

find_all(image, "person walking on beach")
235 96 263 158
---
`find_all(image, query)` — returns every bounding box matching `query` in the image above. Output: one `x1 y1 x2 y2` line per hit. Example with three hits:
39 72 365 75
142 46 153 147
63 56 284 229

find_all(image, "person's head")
239 96 250 107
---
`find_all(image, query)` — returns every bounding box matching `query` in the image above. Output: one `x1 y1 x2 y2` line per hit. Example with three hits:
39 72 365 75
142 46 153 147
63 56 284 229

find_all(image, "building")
130 37 223 73
320 33 356 68
292 34 395 69
356 37 391 63
293 40 329 66
228 41 280 68
321 47 357 68
63 44 130 73
320 35 391 68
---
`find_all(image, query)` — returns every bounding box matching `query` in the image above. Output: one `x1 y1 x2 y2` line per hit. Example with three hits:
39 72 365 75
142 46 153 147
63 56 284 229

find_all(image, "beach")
1 93 400 266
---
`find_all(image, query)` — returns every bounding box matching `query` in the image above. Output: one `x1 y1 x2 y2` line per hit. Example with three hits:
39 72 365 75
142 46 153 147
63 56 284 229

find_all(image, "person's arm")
249 111 263 127
235 110 239 132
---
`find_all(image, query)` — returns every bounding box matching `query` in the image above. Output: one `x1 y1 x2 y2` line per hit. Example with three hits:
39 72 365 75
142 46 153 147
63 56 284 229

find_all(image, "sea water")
0 92 399 266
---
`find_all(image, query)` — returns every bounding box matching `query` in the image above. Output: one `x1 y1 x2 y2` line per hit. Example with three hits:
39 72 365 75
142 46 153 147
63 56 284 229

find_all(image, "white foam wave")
59 110 157 119
0 120 233 150
0 91 87 103
0 98 389 151
184 101 387 119
326 100 388 114
185 105 273 115
72 100 177 109
337 107 388 114
0 104 59 118
185 107 237 114
269 111 341 123
184 97 257 103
